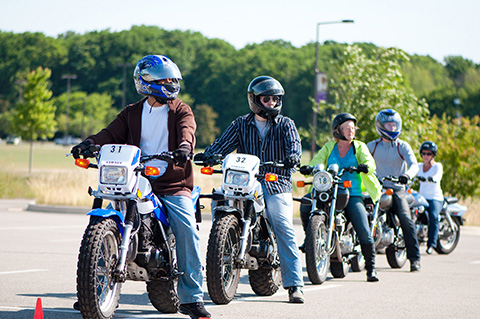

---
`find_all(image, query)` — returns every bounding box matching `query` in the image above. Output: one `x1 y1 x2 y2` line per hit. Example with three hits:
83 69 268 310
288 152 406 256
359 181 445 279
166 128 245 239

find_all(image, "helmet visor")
141 63 182 82
384 121 400 133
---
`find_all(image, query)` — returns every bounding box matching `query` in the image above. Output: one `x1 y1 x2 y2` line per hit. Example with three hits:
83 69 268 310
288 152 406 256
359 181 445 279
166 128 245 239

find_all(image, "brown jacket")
87 97 196 197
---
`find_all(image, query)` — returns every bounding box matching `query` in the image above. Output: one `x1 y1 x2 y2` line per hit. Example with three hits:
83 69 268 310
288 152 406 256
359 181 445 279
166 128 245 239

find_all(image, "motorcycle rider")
418 141 444 255
194 76 305 303
71 55 210 318
299 113 382 282
367 109 421 272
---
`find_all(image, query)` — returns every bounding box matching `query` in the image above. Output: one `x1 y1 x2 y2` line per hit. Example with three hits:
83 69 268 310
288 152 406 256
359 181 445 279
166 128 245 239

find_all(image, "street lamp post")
62 74 77 145
311 19 354 158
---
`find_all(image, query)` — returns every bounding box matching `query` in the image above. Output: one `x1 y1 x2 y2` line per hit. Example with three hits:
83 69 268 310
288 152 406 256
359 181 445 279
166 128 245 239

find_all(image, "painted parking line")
471 260 480 264
0 269 48 275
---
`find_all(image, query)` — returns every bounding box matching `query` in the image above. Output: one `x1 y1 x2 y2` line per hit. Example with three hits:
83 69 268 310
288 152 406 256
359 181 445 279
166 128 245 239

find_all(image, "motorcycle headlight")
100 166 127 185
225 170 249 186
312 171 333 192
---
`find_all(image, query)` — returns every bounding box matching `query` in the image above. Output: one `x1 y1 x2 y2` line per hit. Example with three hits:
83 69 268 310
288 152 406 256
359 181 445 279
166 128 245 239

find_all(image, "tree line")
0 26 479 198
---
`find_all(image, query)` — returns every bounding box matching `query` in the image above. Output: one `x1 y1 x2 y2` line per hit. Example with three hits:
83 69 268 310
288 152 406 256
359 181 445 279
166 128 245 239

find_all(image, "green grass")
0 142 74 172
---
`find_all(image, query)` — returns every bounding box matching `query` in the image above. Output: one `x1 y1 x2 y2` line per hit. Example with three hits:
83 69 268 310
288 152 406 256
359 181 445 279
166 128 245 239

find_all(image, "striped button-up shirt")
204 112 302 194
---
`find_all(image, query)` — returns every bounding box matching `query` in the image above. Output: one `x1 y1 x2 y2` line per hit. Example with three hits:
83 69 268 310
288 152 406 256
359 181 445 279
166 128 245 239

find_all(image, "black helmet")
419 141 438 156
332 113 357 140
375 109 402 141
247 76 284 120
133 55 182 103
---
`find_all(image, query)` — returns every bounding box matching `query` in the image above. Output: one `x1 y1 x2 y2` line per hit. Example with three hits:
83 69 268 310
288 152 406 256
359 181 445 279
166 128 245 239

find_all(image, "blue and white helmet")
375 109 402 141
133 55 182 101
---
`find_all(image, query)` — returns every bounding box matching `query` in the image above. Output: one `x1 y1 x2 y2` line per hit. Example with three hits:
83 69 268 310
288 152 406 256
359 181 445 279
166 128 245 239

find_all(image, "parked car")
6 136 22 145
54 136 82 145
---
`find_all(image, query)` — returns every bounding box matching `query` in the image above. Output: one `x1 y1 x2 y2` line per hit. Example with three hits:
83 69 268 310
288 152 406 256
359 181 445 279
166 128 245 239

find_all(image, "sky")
1 0 479 64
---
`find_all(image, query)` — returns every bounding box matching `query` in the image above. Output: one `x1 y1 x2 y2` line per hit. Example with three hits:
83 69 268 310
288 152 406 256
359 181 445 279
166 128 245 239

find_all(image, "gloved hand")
193 152 208 162
398 174 410 184
418 176 426 182
71 140 92 159
357 163 369 174
283 155 300 169
173 144 191 166
427 176 434 182
299 165 313 175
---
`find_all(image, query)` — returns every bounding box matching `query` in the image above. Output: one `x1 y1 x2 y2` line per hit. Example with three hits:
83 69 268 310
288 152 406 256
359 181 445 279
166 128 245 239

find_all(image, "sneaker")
288 286 305 303
426 246 433 255
179 302 211 319
410 260 421 272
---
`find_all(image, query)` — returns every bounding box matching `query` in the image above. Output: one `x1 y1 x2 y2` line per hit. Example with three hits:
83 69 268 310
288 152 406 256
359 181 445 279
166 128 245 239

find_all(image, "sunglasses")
421 152 433 156
261 96 280 103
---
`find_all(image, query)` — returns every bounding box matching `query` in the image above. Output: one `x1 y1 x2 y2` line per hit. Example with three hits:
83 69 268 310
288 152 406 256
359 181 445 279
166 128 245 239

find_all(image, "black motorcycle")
297 164 367 284
366 176 409 269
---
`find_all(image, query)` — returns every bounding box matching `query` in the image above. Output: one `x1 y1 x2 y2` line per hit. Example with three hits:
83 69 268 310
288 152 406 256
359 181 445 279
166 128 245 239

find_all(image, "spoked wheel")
206 214 241 304
435 216 461 254
77 218 121 319
386 221 407 268
249 240 282 296
305 215 329 284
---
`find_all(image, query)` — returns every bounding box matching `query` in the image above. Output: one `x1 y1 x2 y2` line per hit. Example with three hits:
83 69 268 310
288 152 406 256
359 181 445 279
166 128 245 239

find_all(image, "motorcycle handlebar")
141 152 187 164
416 176 436 183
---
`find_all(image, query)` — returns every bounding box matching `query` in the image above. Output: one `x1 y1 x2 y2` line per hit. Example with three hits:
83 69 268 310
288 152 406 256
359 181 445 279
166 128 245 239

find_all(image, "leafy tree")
420 115 480 199
52 91 116 138
193 104 220 148
10 67 56 173
327 45 430 145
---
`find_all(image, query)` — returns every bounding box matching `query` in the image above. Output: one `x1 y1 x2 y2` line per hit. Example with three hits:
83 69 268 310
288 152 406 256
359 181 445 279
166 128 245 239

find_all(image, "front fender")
214 206 243 224
88 208 125 232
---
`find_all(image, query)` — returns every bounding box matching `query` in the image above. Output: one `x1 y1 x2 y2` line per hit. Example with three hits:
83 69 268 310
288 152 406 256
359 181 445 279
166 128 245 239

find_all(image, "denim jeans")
344 196 373 245
426 199 442 248
160 195 204 304
262 185 304 288
392 188 421 261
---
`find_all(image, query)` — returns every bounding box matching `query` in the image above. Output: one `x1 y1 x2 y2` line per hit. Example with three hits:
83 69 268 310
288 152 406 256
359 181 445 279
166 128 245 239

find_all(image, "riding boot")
361 243 379 282
298 205 310 252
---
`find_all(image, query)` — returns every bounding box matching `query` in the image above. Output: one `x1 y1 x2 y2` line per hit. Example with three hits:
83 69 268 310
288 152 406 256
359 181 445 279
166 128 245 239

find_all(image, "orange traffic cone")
34 298 43 319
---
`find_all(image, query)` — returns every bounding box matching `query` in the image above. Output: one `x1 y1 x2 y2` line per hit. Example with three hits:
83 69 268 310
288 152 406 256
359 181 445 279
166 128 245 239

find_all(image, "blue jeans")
344 196 373 245
426 199 442 248
392 189 421 262
160 195 204 304
262 186 304 288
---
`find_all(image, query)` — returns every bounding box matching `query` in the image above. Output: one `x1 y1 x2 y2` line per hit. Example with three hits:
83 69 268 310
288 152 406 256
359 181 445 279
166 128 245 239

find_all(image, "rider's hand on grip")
193 153 207 162
357 163 369 173
299 165 313 175
427 176 434 182
398 174 409 184
418 176 426 182
173 144 191 166
283 155 300 169
71 140 92 159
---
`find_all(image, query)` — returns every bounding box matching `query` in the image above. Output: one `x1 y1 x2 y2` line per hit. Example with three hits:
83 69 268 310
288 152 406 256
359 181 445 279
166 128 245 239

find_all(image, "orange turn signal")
145 166 160 176
200 167 214 175
343 180 352 188
386 188 394 196
75 158 90 169
407 188 412 194
265 173 278 182
297 181 305 188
